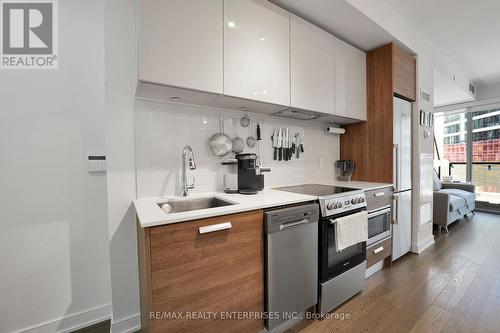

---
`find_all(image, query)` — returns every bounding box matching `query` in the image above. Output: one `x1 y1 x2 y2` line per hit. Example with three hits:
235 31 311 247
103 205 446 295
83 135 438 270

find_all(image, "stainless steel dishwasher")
265 203 319 331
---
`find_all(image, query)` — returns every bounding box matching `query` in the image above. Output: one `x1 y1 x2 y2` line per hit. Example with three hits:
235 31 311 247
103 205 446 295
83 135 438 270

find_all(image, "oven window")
368 210 391 239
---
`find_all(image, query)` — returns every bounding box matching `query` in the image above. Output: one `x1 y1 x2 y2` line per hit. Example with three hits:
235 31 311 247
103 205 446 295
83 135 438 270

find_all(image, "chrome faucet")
181 145 196 196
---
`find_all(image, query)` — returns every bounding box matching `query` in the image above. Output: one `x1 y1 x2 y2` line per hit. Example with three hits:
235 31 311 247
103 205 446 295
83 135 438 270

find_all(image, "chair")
433 171 476 232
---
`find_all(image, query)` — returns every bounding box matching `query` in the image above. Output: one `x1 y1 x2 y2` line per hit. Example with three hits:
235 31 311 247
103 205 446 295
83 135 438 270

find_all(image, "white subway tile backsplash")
135 100 340 198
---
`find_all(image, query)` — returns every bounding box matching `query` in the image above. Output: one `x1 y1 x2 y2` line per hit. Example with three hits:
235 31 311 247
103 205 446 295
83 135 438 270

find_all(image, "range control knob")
351 198 358 204
327 202 334 210
337 202 343 208
359 197 365 203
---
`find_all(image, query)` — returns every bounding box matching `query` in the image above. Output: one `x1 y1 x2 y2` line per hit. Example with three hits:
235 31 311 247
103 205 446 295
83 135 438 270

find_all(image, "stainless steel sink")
158 196 235 214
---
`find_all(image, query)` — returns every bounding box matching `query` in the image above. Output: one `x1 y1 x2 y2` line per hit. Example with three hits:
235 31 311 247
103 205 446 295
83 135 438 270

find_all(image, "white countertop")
134 181 392 228
331 180 393 191
134 189 317 228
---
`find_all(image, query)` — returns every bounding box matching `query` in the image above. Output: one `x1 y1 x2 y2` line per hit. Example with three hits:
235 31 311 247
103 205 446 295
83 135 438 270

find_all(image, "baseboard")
111 313 141 333
411 235 435 254
476 208 500 215
12 304 111 333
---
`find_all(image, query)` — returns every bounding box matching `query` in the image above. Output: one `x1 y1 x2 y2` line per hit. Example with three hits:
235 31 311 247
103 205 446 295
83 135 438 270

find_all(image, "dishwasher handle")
279 218 311 231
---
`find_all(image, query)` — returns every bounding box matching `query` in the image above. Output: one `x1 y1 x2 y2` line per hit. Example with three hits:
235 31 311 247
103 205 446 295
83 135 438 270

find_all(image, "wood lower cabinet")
138 210 264 333
367 237 392 268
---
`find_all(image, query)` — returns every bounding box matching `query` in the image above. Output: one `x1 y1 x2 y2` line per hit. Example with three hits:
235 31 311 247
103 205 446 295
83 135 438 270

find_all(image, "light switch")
88 155 107 172
319 157 325 169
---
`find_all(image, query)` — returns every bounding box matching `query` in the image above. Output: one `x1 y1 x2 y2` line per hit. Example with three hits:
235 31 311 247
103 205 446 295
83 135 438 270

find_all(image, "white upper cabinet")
290 15 335 114
334 37 367 120
139 0 223 94
224 0 290 106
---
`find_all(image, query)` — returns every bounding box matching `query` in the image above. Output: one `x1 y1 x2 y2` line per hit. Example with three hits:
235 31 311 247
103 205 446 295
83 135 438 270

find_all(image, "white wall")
135 101 340 198
346 0 437 252
104 0 142 332
0 1 112 332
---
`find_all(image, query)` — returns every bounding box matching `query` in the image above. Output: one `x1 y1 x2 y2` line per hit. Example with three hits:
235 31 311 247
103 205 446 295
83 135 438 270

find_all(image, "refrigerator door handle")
393 144 399 191
392 194 399 224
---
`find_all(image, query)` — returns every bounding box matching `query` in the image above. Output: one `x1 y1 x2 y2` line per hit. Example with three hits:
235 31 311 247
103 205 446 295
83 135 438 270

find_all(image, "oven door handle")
367 207 392 219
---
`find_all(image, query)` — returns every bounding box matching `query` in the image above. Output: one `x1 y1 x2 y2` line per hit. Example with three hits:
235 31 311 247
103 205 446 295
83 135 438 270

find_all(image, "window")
444 113 460 122
444 124 460 134
473 115 500 129
434 111 467 181
434 108 500 205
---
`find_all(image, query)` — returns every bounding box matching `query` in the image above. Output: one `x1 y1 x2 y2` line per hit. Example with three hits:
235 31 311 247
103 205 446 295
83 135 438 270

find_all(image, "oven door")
319 209 367 283
367 206 392 246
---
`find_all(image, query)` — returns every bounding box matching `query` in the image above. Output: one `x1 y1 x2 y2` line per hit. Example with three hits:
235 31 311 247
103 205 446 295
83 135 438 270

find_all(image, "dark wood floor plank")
408 305 452 333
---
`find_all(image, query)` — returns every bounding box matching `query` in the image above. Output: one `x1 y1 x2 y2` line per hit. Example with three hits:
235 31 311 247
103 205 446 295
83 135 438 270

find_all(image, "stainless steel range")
275 184 368 315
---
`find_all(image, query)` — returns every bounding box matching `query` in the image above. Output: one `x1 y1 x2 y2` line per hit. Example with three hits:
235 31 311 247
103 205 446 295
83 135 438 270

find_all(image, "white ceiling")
433 70 474 106
271 0 394 51
387 0 500 86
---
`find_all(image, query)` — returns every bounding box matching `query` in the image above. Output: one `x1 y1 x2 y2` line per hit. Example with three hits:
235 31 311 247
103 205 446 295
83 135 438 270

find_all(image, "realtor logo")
1 0 58 69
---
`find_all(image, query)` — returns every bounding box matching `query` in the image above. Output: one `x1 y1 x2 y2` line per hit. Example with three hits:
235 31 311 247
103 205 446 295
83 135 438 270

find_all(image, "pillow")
433 170 442 191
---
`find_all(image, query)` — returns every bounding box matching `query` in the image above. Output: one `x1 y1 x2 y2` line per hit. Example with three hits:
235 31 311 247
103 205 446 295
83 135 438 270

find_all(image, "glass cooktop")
273 184 359 197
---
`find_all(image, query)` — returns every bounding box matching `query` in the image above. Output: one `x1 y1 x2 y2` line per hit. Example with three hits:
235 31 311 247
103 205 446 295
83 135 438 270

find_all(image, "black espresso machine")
236 153 270 194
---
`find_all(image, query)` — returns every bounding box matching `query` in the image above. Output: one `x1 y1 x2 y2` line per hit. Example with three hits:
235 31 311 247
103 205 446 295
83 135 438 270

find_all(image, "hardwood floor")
291 212 500 333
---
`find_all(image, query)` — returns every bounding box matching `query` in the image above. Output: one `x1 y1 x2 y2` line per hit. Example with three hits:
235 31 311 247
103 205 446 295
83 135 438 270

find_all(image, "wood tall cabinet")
340 43 416 183
393 45 417 101
137 210 265 333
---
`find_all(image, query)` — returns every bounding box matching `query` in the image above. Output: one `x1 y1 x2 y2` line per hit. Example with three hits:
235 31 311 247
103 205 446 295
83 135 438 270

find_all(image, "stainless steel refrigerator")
392 97 412 261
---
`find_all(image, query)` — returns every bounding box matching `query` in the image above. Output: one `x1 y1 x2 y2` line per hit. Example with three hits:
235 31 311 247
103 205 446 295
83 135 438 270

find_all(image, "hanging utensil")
296 132 302 159
256 122 263 167
209 115 232 157
272 128 278 160
255 122 271 175
285 128 290 161
240 114 250 128
284 128 288 161
277 128 283 161
246 119 256 148
232 116 244 154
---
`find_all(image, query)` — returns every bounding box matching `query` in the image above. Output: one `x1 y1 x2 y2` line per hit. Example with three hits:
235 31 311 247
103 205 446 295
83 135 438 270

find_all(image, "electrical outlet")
319 157 325 169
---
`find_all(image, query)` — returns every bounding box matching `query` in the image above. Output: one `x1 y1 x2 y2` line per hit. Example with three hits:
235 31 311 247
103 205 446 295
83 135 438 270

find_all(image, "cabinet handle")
393 144 399 191
373 246 384 254
392 195 399 224
199 222 232 234
374 192 385 197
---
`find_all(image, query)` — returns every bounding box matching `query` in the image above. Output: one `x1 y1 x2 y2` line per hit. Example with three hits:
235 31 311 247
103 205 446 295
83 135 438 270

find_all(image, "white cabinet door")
224 0 290 106
290 15 335 114
334 38 366 120
139 0 223 94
